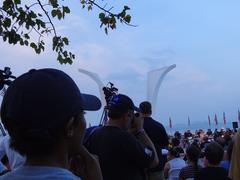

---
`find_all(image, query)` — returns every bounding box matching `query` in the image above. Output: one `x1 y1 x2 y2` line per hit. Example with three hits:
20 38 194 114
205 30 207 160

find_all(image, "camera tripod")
99 106 108 125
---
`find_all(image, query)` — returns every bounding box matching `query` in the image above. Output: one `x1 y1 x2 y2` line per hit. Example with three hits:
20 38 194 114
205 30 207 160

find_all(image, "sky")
0 0 240 130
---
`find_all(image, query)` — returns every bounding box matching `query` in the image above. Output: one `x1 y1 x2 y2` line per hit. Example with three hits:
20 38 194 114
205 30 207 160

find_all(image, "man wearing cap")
139 101 169 180
87 94 159 180
0 68 103 180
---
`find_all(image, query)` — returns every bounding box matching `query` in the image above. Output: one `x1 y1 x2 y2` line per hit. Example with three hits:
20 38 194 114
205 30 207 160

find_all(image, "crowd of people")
0 68 239 180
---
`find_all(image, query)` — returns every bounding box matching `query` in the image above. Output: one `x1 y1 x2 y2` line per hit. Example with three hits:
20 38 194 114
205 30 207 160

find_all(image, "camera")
102 82 118 105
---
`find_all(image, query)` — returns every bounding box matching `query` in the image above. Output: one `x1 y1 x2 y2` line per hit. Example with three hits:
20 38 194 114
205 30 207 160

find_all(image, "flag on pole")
188 116 190 126
169 117 172 128
223 112 226 125
208 115 211 126
214 114 218 126
238 109 240 123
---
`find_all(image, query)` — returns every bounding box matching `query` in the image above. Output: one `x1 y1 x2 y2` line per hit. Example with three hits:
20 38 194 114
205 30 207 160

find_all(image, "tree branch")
88 0 137 27
36 0 57 36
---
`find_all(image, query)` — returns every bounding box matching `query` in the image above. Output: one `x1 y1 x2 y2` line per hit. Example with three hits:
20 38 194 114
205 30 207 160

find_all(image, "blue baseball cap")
1 68 101 129
108 94 139 112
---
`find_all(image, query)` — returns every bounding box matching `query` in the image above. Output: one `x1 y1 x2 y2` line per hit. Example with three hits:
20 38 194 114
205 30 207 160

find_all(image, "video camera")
0 67 16 92
102 82 118 106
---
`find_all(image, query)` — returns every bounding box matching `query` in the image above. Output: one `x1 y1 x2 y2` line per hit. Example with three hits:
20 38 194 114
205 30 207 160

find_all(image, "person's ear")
65 117 75 138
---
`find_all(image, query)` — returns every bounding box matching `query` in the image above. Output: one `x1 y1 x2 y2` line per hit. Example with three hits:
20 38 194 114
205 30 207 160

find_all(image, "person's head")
107 94 136 129
204 142 224 166
186 145 200 163
139 101 152 116
171 137 180 147
174 131 181 139
215 137 226 148
1 69 101 161
203 136 209 142
167 147 180 160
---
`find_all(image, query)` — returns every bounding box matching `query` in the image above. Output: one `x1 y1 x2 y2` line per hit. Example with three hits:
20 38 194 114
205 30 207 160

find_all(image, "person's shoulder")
180 165 190 171
145 117 164 127
0 166 81 180
201 166 227 174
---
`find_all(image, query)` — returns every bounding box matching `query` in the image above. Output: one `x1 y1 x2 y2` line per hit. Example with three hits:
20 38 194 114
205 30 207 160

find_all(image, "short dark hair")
108 107 129 119
5 113 81 157
205 142 224 165
172 137 180 146
108 94 135 119
168 147 180 158
139 101 152 114
186 145 200 162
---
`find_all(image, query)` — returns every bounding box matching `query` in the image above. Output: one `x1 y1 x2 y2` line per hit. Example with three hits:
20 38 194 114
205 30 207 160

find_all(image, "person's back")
197 166 228 180
139 101 169 180
196 142 230 180
163 147 185 179
88 95 159 180
89 126 150 180
143 117 169 169
168 157 185 170
179 145 202 180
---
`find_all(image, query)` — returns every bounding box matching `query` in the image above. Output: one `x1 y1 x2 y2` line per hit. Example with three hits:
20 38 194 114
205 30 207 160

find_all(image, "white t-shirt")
0 135 26 171
168 157 186 170
0 166 80 180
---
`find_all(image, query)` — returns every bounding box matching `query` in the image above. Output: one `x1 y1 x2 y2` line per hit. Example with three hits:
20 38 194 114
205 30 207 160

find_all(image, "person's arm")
135 130 159 168
163 162 170 178
69 146 103 180
0 137 7 173
130 114 159 168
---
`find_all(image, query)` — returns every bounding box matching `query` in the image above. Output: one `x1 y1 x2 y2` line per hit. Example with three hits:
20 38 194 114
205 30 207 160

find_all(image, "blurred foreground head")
1 68 101 158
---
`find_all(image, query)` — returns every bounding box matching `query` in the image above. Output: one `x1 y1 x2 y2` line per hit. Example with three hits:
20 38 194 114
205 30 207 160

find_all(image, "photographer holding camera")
139 101 169 180
87 94 159 180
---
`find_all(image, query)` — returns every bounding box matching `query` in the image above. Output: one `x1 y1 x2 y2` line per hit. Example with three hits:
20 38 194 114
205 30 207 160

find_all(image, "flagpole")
223 112 226 129
188 116 190 129
238 109 240 123
214 114 218 130
208 115 211 129
169 117 172 136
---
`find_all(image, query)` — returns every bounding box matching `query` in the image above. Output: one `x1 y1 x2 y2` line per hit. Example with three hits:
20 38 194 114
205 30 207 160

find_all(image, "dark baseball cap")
1 68 101 129
108 94 139 112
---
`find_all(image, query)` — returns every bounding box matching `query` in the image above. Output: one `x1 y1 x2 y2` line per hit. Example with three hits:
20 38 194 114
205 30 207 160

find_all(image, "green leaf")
51 10 57 17
99 13 105 19
62 37 69 45
56 9 62 20
63 6 70 13
104 27 108 35
29 11 37 18
87 5 92 11
124 6 130 10
24 34 30 39
24 40 29 46
4 18 11 28
124 15 131 23
30 42 37 49
14 0 21 5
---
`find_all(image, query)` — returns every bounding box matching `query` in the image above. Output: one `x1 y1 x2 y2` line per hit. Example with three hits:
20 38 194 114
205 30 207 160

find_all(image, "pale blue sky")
0 0 240 129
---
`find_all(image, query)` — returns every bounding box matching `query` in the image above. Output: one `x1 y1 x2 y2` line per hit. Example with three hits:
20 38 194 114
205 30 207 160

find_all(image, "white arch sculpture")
78 69 106 107
147 64 176 116
79 64 176 116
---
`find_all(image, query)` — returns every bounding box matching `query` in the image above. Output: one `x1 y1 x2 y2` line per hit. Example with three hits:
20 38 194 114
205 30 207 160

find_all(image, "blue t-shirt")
220 160 230 171
0 165 80 180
